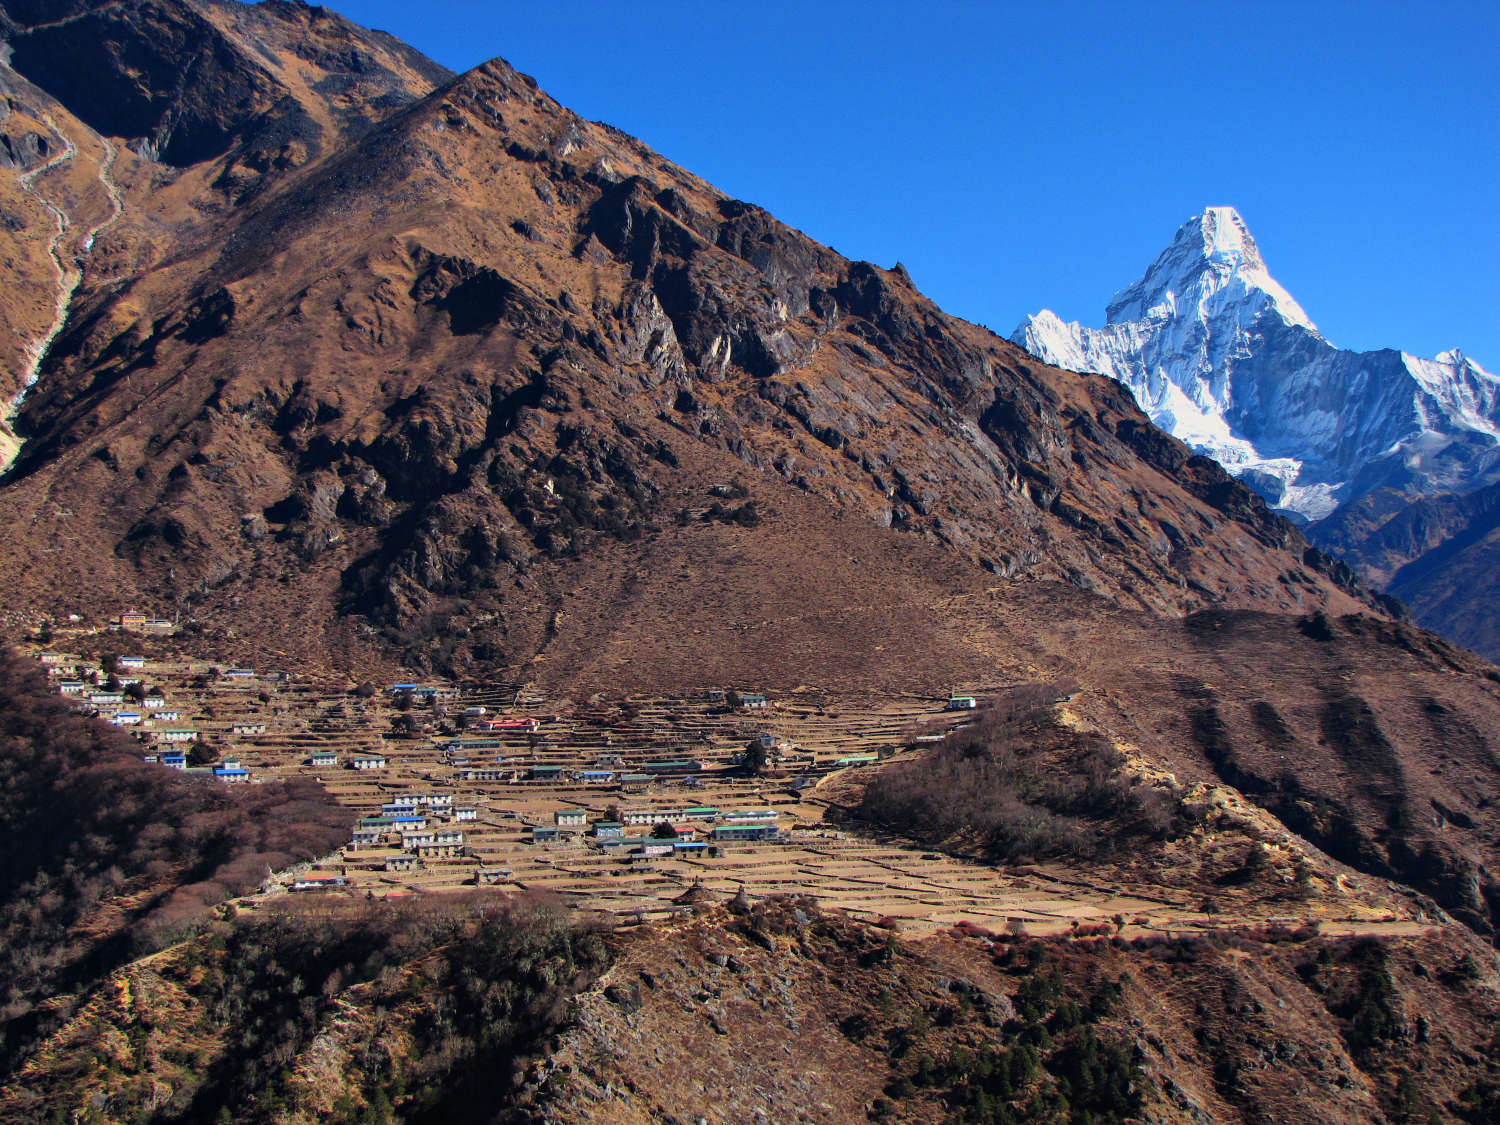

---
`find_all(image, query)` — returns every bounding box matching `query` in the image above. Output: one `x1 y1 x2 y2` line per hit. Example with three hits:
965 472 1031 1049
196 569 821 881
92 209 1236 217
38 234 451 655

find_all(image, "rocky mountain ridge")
2 6 1500 1123
0 4 1375 682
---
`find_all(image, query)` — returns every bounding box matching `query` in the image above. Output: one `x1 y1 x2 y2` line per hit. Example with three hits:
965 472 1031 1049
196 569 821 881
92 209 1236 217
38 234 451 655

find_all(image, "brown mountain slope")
962 591 1500 938
5 8 1500 1124
0 894 613 1123
0 0 449 458
1311 482 1500 662
0 35 1371 677
7 896 1500 1125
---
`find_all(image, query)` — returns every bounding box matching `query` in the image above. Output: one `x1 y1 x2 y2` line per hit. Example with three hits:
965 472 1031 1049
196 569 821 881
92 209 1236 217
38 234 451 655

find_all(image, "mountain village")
15 611 1432 943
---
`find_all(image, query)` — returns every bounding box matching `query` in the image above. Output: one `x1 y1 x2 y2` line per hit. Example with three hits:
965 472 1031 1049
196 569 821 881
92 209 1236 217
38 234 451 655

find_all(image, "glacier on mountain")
1012 206 1500 521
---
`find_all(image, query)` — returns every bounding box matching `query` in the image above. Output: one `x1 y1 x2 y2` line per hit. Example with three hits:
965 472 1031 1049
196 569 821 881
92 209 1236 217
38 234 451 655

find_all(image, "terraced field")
24 635 1429 940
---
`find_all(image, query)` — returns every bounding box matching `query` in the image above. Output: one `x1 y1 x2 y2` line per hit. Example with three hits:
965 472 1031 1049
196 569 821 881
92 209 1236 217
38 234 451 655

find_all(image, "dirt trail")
13 115 79 388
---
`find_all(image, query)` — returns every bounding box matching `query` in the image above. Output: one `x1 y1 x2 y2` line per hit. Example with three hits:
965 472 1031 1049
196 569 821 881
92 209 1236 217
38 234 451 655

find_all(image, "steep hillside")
0 0 449 459
970 586 1500 940
9 896 1500 1125
0 894 611 1123
1309 483 1500 661
544 902 1500 1125
0 19 1371 678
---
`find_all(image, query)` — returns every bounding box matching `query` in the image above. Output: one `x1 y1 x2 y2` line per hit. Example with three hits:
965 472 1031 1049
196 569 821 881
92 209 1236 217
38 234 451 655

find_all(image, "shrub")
858 684 1173 863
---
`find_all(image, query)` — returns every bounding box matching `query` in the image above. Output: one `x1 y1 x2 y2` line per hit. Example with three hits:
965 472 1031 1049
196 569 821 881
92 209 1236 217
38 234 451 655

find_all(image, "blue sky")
330 0 1498 365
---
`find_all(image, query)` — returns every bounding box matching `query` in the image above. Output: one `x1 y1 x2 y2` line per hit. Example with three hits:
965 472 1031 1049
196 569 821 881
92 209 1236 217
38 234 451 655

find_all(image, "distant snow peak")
1104 206 1317 334
1013 206 1500 522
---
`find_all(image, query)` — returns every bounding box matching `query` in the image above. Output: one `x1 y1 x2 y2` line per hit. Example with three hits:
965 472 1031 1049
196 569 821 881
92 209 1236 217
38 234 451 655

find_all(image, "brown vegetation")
539 898 1500 1125
0 647 347 1069
0 892 611 1124
856 685 1177 863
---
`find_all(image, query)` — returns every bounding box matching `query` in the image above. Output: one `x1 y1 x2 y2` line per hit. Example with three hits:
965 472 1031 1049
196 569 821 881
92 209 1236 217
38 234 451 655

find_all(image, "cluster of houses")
706 689 770 709
144 751 248 781
442 755 721 788
530 804 784 856
350 792 479 869
36 648 289 784
42 652 199 742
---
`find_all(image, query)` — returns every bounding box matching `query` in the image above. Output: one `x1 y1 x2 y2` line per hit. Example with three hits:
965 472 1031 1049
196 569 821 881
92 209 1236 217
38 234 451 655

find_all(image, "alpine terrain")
1013 206 1500 657
1 5 1500 1124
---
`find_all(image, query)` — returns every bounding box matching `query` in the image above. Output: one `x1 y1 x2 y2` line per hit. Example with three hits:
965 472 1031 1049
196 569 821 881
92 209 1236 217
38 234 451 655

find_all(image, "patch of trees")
743 737 770 775
498 448 655 558
858 683 1177 863
871 946 1143 1124
673 499 762 528
0 647 348 1072
702 499 760 527
1 894 613 1122
170 895 611 1122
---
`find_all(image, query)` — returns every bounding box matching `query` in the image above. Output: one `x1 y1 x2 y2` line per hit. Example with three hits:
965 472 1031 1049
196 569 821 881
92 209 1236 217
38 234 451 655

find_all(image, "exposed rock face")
1013 207 1500 522
7 1 285 167
1 0 451 169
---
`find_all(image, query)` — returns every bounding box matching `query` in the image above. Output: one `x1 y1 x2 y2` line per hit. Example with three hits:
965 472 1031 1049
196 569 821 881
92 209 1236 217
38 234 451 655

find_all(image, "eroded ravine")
1 119 124 472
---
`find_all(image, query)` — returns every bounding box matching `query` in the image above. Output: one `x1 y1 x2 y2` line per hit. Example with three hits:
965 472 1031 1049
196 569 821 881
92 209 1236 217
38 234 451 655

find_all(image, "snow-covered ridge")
1012 206 1500 521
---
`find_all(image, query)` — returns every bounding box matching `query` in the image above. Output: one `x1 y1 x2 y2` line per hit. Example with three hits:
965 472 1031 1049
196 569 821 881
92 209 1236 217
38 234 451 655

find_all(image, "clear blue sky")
327 0 1498 366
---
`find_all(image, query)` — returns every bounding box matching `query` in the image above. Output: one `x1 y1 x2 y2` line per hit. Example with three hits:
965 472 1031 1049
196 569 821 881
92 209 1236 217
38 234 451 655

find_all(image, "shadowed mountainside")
1311 482 1500 661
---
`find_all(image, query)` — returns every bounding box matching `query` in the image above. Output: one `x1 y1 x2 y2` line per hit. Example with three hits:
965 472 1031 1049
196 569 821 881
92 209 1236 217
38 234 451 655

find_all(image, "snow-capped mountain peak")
1104 206 1318 333
1013 207 1500 521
